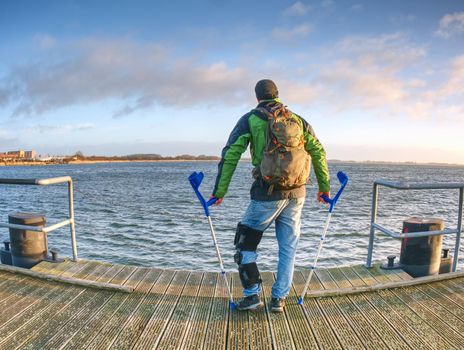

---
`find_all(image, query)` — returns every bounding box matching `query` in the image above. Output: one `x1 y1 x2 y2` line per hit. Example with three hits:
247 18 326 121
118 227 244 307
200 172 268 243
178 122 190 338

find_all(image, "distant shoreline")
68 159 219 164
0 159 220 167
1 159 463 167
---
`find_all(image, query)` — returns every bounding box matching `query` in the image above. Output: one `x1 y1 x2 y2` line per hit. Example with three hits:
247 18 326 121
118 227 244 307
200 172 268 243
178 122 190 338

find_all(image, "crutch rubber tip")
298 297 303 305
230 301 236 310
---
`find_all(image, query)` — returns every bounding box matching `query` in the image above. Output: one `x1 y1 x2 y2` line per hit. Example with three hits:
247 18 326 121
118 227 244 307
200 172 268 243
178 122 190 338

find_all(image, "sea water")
0 161 463 271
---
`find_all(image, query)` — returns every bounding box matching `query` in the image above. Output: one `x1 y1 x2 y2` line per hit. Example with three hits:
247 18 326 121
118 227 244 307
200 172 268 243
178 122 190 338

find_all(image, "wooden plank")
294 271 342 350
79 261 114 281
0 261 107 337
202 272 229 350
365 266 463 348
247 277 272 350
155 272 204 349
260 271 294 350
0 284 87 349
80 269 161 349
0 277 63 328
365 292 438 349
0 263 114 347
377 288 459 350
445 278 464 294
61 267 158 350
392 269 414 280
310 270 365 350
353 267 440 350
308 268 464 298
0 280 63 333
388 287 464 345
110 265 137 286
0 271 25 289
227 272 250 350
0 286 82 343
38 266 124 350
180 272 217 350
81 268 152 350
339 266 370 287
131 270 190 349
283 270 319 350
409 284 464 332
362 269 453 349
325 267 353 289
93 264 125 283
351 265 378 286
31 259 74 277
60 260 93 277
25 289 115 350
32 259 79 274
329 268 411 350
435 280 464 305
0 273 32 310
30 260 58 273
7 263 118 349
365 266 464 346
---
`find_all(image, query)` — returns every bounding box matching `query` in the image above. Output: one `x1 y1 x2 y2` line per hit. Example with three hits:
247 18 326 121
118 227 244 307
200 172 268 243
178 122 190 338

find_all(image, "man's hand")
210 196 223 205
317 191 330 204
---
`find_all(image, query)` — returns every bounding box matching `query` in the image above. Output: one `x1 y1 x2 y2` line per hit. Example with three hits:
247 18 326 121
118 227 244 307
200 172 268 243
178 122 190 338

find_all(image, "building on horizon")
24 150 36 160
0 150 37 161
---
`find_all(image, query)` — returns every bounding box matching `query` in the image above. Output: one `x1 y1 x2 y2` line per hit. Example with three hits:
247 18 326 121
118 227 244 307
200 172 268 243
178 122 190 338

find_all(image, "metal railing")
0 176 78 261
366 180 464 272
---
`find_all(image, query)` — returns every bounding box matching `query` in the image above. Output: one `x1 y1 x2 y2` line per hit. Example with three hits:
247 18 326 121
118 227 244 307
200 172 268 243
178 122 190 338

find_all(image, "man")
212 79 330 312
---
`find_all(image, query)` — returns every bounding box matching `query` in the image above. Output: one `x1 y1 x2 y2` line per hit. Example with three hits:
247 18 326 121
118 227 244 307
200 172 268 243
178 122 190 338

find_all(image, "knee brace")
234 223 263 251
238 262 262 289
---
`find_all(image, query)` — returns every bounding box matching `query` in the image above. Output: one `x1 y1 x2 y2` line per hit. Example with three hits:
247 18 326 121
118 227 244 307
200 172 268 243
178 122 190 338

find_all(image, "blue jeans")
239 197 305 299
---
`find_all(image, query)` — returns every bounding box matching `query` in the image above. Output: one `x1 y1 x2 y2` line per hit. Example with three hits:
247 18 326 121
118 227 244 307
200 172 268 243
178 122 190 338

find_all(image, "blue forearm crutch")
188 171 236 309
298 171 348 305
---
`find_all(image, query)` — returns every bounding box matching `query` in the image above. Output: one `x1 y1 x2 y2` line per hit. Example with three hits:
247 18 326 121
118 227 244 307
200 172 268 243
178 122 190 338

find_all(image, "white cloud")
0 130 18 148
33 34 57 49
284 2 312 16
25 123 95 134
321 0 334 9
278 80 321 105
0 38 252 117
351 4 363 12
435 12 464 38
1 32 463 125
335 33 426 70
272 24 312 41
279 33 456 121
437 55 464 98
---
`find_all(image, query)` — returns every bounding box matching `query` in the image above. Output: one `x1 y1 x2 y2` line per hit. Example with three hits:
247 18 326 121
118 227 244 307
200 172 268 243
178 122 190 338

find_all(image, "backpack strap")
251 107 271 121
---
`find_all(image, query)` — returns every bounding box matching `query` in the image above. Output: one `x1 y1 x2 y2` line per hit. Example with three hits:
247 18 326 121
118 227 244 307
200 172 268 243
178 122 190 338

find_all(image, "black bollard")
439 248 453 274
0 241 12 265
8 212 48 268
400 217 443 277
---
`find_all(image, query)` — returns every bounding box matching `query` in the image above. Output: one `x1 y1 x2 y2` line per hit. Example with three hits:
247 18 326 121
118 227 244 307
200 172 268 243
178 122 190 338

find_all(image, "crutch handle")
188 171 216 216
323 171 348 213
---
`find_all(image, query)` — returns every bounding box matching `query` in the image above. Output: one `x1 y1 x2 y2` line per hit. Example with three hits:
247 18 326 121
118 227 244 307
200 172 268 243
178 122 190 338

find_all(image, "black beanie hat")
255 79 279 100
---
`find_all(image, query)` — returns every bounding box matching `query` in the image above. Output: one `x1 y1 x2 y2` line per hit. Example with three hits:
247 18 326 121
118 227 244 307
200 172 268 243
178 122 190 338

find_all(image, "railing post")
453 187 463 272
366 183 378 268
68 179 78 261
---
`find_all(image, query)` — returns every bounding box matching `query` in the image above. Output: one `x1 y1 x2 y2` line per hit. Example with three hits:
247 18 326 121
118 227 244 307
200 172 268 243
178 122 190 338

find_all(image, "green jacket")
213 99 330 200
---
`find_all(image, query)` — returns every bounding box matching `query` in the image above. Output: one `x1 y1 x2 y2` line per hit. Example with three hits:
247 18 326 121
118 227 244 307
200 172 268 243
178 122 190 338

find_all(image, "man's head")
255 79 279 101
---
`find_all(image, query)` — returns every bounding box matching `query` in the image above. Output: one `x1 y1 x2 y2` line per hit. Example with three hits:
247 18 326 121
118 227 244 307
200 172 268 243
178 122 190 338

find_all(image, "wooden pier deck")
0 260 463 349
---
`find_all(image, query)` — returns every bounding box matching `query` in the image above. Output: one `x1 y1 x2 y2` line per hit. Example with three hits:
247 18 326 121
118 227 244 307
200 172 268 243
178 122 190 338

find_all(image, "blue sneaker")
236 294 263 311
271 297 285 313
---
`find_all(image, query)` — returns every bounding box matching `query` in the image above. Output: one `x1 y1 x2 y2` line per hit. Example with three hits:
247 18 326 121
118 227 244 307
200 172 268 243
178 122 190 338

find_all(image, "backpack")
254 105 310 194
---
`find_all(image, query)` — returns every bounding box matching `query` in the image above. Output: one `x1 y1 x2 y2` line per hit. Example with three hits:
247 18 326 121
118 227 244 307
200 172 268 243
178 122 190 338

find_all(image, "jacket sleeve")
300 117 330 193
213 114 251 198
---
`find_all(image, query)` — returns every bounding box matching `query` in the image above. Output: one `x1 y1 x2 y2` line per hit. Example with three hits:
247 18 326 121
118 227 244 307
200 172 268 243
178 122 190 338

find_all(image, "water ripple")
0 161 463 271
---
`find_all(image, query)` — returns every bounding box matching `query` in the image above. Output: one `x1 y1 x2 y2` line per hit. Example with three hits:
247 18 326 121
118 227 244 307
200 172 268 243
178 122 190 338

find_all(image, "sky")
0 0 463 163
